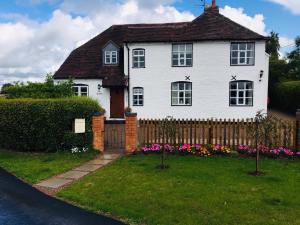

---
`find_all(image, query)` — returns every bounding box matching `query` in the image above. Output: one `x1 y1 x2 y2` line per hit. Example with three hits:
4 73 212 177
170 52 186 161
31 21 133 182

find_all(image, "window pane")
238 82 244 89
246 90 252 97
232 44 238 50
232 51 238 58
230 91 237 97
240 52 246 58
185 98 191 105
240 58 245 64
186 59 192 66
246 98 253 105
240 43 246 50
186 83 192 90
230 98 237 105
230 82 237 89
172 91 178 97
186 44 192 52
246 82 253 89
238 91 244 98
179 83 184 90
238 98 244 104
173 45 179 52
247 43 254 50
140 62 145 67
247 58 254 65
179 45 185 51
81 87 87 92
231 58 238 65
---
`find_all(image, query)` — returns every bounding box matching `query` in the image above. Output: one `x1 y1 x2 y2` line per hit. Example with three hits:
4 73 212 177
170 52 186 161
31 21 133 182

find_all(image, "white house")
54 1 269 119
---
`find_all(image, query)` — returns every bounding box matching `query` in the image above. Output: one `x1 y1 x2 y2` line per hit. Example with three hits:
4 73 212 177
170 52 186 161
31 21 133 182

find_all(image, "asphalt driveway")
0 168 125 225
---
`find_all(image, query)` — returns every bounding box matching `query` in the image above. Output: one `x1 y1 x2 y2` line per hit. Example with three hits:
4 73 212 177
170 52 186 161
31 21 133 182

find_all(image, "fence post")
125 112 138 154
92 112 105 152
296 109 300 151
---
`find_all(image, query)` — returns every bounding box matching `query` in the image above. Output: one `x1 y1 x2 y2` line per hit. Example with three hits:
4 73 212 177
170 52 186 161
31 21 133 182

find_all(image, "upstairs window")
133 49 145 68
171 82 192 106
229 81 253 106
231 42 255 66
133 87 144 106
105 51 118 64
72 85 89 96
172 44 193 67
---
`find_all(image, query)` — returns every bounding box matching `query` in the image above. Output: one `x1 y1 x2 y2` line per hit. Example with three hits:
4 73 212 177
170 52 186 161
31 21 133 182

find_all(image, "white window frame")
229 81 253 106
231 42 255 66
133 87 144 106
105 51 118 64
172 44 193 67
171 82 192 106
72 85 89 96
133 49 145 68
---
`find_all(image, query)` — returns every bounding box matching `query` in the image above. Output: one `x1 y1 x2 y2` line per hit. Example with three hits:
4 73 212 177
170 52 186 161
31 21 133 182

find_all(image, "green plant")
271 80 300 112
0 98 104 152
5 74 74 99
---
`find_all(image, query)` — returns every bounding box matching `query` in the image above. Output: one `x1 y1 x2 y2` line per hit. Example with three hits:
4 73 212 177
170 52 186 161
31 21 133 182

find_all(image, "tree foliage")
266 31 280 60
5 74 74 99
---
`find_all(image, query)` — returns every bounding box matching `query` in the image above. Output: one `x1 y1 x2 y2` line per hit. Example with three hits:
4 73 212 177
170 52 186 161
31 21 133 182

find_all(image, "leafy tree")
266 31 280 60
1 83 13 94
287 36 300 80
5 74 74 99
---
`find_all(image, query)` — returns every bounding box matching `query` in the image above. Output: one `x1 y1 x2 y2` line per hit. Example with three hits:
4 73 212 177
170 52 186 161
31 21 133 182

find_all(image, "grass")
0 149 98 184
57 154 300 225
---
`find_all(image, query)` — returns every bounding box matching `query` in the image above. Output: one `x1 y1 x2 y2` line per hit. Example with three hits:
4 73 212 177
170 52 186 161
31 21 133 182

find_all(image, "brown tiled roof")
54 7 267 85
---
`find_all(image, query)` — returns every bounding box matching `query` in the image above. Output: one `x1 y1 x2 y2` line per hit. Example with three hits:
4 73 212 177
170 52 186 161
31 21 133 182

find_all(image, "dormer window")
103 41 119 65
105 51 118 64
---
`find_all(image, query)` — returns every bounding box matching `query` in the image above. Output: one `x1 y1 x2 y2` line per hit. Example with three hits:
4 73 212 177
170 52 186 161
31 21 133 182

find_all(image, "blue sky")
0 0 299 85
0 0 299 41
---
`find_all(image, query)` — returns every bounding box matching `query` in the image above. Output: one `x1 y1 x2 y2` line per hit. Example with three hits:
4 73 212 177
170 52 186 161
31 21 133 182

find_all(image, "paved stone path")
35 153 121 195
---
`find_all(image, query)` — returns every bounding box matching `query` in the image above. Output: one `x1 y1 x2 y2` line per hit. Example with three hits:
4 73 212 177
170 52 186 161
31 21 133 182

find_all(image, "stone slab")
102 154 120 160
57 170 89 180
73 164 103 172
36 178 72 189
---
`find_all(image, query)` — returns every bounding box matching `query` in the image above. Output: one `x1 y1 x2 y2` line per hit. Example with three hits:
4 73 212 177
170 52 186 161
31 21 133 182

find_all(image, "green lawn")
0 149 98 184
57 155 300 225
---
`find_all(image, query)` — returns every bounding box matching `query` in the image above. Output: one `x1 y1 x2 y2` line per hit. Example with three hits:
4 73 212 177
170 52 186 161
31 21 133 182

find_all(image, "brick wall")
92 113 105 152
296 110 300 150
125 113 138 153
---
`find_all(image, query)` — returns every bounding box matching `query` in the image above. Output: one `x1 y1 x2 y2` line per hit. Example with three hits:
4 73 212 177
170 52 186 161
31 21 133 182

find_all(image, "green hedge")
271 80 300 112
0 98 104 152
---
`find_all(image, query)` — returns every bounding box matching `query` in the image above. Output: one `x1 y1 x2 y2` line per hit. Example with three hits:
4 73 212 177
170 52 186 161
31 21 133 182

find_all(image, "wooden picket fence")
138 118 297 150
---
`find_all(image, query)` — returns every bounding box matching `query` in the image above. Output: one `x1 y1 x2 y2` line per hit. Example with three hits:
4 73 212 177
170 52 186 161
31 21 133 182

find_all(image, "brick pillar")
296 110 300 151
92 112 105 152
125 113 138 154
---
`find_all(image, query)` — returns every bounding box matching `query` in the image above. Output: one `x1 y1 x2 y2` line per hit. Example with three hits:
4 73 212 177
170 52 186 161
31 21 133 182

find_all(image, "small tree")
247 111 280 175
158 116 177 169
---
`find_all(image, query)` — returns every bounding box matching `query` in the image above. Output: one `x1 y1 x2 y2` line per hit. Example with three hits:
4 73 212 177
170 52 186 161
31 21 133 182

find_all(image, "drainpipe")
125 43 130 108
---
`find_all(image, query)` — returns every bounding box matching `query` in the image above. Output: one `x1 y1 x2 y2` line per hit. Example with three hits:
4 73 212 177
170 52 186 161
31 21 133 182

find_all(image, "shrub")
0 97 104 152
271 80 300 112
5 75 74 99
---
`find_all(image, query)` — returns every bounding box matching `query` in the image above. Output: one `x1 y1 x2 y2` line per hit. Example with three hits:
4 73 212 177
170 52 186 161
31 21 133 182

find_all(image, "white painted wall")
124 41 269 119
55 79 111 117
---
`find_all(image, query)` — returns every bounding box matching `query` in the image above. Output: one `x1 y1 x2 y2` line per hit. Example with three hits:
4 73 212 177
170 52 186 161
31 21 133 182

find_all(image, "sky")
0 0 299 87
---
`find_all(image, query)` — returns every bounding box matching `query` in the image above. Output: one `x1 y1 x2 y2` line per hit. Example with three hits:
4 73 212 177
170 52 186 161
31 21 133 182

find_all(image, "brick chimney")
205 0 219 13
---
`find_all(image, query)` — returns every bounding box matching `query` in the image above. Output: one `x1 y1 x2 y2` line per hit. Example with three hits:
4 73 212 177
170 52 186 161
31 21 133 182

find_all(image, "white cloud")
0 0 193 86
267 0 300 15
220 5 267 35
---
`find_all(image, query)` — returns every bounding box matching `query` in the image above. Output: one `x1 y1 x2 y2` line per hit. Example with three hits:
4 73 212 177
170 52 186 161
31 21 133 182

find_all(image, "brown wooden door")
110 88 124 118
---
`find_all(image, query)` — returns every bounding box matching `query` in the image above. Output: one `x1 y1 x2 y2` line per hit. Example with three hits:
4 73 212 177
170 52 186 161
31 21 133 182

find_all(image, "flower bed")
141 144 231 157
237 145 300 159
141 144 300 159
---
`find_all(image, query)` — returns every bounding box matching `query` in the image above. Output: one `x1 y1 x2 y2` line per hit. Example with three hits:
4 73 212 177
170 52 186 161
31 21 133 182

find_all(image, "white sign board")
74 119 86 134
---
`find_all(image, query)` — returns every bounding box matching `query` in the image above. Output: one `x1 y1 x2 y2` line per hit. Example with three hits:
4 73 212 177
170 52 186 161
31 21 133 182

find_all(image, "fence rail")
138 118 296 150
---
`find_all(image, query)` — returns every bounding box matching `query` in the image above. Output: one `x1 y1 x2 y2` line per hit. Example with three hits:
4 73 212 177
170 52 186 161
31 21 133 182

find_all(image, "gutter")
125 43 130 108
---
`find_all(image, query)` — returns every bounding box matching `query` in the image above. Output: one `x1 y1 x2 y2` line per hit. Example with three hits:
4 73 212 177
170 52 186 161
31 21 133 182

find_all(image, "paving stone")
36 178 72 189
57 170 89 180
73 164 103 172
102 154 120 160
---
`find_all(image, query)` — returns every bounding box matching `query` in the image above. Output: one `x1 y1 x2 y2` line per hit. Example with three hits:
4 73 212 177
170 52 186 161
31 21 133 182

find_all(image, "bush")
0 98 104 152
271 80 300 112
5 75 74 99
